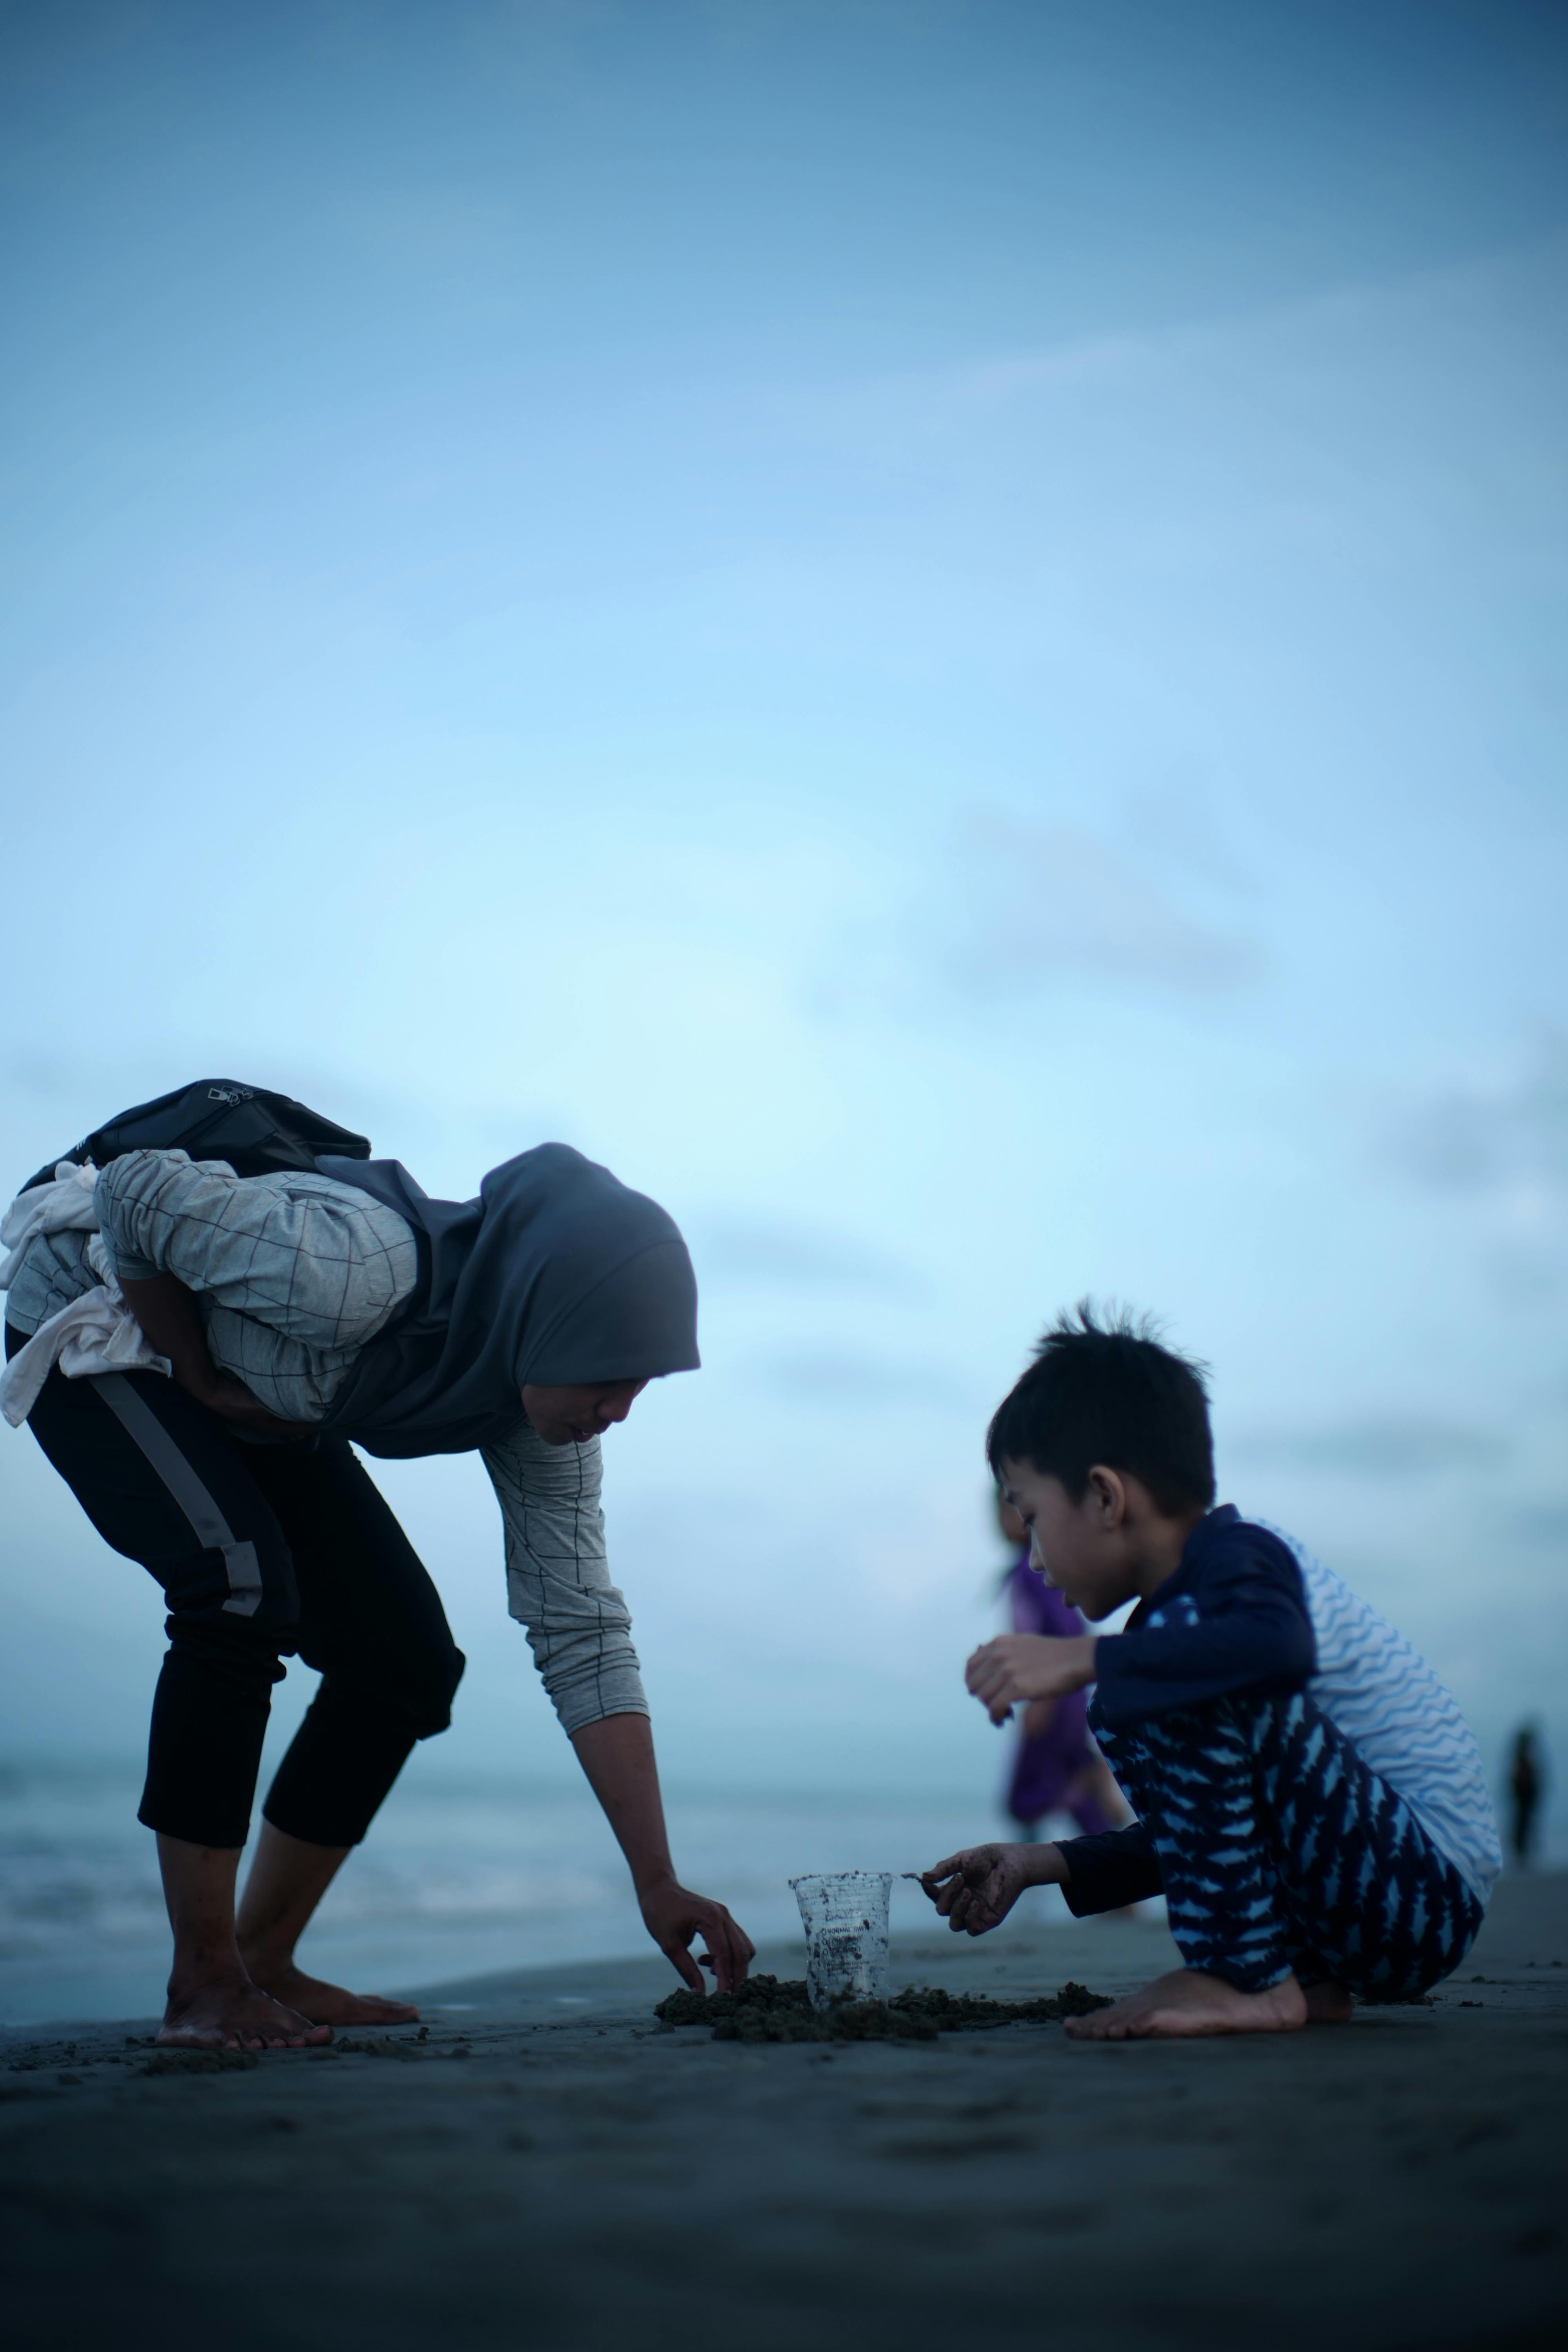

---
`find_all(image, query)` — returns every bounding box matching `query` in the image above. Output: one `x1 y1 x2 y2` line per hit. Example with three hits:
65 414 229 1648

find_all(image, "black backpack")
23 1080 372 1195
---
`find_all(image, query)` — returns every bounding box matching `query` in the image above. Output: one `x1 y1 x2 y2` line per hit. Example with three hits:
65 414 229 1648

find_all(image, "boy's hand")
918 1844 1054 1935
965 1633 1097 1725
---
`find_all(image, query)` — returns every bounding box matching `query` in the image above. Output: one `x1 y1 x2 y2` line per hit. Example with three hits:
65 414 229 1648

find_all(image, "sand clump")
655 1973 1112 2043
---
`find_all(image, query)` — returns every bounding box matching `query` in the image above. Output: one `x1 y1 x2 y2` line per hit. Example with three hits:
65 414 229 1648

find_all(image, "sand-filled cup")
789 1870 893 2010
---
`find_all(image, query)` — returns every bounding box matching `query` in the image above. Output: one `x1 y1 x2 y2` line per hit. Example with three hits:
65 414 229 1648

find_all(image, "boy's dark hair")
985 1302 1215 1515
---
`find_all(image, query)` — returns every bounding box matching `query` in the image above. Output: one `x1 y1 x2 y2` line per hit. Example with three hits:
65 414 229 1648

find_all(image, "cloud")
937 816 1262 999
762 1351 969 1408
1389 1034 1568 1311
1483 1244 1565 1308
817 809 1264 1027
982 818 1260 993
691 1215 924 1296
1512 1501 1568 1549
1233 1417 1510 1479
1396 1030 1568 1198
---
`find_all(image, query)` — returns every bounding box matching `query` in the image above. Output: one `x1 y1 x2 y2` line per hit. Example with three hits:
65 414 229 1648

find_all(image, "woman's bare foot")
159 1973 333 2050
1302 1978 1353 2023
243 1957 419 2028
1065 1966 1309 2040
233 1827 416 2025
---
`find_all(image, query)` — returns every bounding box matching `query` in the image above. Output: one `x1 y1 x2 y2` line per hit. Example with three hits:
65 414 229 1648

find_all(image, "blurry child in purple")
998 1495 1121 1838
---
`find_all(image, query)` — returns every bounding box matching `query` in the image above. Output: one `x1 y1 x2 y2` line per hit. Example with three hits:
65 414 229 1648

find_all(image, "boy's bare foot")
1302 1978 1353 2023
1065 1966 1309 2040
243 1958 419 2028
159 1974 333 2050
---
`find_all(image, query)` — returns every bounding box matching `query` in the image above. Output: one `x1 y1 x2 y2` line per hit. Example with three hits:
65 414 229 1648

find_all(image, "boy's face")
997 1459 1142 1622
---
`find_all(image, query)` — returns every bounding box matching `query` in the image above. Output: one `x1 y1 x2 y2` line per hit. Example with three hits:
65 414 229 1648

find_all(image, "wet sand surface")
4 1875 1565 2352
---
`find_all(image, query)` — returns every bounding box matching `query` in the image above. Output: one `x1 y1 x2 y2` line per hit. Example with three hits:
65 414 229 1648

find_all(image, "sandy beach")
4 1873 1564 2352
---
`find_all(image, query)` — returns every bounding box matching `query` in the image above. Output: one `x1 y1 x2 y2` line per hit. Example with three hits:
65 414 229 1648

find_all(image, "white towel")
0 1159 103 1285
0 1163 169 1426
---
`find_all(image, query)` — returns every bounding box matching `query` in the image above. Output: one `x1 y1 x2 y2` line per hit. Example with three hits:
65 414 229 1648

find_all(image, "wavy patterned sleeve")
481 1419 650 1736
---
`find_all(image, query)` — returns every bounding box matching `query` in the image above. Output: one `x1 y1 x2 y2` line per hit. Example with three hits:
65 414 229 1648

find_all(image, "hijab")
314 1143 699 1457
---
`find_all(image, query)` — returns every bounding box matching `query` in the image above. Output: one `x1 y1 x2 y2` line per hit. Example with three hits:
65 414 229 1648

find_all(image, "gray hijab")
314 1143 699 1457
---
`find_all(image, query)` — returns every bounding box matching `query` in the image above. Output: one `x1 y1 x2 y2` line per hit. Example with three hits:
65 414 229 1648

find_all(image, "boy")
921 1307 1501 2038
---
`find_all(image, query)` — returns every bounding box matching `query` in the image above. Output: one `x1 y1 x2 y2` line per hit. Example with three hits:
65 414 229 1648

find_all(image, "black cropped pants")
9 1328 465 1850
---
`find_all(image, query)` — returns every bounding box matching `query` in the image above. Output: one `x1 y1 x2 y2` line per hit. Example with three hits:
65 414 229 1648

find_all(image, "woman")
2 1121 753 2049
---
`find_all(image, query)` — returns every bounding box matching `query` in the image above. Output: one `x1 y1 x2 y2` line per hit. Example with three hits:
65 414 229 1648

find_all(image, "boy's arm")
922 1822 1163 1932
1094 1526 1315 1729
965 1633 1097 1724
920 1840 1067 1933
1053 1821 1163 1914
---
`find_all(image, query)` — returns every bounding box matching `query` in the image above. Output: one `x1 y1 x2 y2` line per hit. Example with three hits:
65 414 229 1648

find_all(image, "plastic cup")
789 1870 893 2010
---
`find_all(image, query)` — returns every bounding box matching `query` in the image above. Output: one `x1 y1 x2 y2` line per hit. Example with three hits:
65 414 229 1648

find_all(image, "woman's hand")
569 1713 756 1996
918 1842 1065 1936
964 1633 1098 1725
638 1878 756 1996
196 1376 314 1441
120 1273 310 1439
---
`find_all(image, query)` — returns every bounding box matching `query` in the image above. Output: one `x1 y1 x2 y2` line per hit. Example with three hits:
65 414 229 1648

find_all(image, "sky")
2 0 1566 1829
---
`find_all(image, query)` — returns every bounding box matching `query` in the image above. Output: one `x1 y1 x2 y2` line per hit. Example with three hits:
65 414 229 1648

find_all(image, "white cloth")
0 1162 170 1425
0 1160 102 1286
1 1148 419 1429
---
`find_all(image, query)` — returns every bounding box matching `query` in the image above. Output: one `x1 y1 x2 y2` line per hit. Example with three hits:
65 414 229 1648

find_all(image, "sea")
0 1757 1089 2027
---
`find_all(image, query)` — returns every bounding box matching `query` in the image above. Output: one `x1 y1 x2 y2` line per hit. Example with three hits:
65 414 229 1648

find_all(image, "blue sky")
2 1 1566 1820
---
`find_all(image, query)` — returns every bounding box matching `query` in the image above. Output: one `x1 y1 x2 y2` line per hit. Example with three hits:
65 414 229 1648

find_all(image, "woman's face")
521 1379 648 1446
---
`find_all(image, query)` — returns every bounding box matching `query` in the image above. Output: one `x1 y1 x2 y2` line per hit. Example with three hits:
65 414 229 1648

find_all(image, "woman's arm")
571 1713 753 1992
482 1423 755 1991
118 1274 309 1437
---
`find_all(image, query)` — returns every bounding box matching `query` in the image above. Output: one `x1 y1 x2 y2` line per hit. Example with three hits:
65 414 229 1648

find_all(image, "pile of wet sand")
655 1970 1113 2041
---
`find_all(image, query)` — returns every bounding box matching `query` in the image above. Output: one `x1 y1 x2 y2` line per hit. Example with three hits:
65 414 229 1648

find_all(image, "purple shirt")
1002 1551 1106 1828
